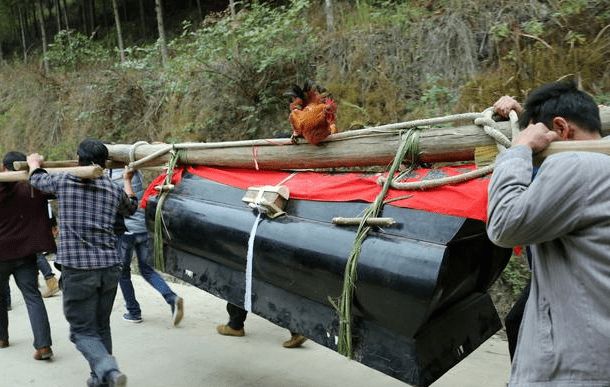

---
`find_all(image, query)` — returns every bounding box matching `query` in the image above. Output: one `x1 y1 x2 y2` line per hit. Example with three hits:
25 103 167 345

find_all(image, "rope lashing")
129 144 174 170
334 128 420 359
153 147 183 272
378 108 519 190
128 141 149 169
509 110 520 140
474 108 512 150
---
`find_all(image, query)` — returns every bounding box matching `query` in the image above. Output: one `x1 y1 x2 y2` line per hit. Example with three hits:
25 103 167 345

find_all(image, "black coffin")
146 172 510 386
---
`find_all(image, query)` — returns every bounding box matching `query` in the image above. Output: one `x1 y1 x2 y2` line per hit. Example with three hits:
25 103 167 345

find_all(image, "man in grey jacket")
487 81 610 386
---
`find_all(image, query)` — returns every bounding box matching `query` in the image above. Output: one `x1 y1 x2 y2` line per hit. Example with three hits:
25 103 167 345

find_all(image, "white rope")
244 212 263 312
381 107 518 191
474 109 512 150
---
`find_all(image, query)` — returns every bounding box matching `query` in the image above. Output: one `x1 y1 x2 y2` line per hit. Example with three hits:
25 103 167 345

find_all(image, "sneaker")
216 324 245 337
42 276 60 298
86 374 100 387
0 340 8 348
33 346 53 360
105 370 127 387
122 313 143 323
171 296 184 327
282 333 308 348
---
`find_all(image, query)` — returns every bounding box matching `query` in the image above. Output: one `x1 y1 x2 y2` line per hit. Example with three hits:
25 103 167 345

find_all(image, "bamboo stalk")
0 165 104 182
332 217 396 226
104 107 610 170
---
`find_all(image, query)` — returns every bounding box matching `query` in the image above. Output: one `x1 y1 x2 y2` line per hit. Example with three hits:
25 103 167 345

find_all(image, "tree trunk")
36 0 50 74
324 0 335 32
61 0 70 29
111 0 126 63
121 0 128 22
18 6 28 63
155 0 169 66
102 0 109 28
229 0 236 17
104 107 610 170
54 0 62 31
89 0 96 37
81 2 88 35
26 5 37 41
195 0 202 20
138 0 147 38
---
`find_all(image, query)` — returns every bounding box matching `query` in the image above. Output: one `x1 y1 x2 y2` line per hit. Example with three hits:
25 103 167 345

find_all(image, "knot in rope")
474 109 512 149
126 141 150 171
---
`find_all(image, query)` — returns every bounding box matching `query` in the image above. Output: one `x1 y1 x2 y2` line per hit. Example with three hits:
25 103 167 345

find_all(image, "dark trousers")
505 280 531 361
226 302 298 336
61 265 122 380
3 255 55 308
3 281 9 308
0 257 52 348
227 302 248 330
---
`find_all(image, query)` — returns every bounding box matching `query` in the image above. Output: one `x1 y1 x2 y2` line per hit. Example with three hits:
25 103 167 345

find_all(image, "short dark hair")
2 151 26 171
519 80 601 134
77 139 108 168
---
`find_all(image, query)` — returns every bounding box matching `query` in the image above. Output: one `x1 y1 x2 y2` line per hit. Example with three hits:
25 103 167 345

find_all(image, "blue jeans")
118 232 176 317
0 257 52 348
61 265 122 380
37 254 55 279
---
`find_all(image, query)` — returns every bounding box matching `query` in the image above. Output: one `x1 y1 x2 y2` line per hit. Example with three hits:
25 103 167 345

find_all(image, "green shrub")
46 30 110 71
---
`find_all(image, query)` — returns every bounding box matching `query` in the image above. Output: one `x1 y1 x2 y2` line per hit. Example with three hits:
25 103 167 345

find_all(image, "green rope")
334 129 420 359
153 149 183 272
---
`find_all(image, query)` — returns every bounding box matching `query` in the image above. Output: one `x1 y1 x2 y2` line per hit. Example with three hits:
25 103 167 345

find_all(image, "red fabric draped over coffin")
142 164 489 221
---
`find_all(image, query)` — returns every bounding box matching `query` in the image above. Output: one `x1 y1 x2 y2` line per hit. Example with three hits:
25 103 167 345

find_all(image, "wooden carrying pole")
0 165 104 183
105 107 610 170
12 160 127 171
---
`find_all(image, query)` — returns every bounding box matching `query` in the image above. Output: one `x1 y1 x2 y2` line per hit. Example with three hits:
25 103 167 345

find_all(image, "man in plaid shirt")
28 139 137 387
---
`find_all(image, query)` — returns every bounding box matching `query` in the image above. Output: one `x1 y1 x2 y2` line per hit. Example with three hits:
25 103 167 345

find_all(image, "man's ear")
551 117 572 140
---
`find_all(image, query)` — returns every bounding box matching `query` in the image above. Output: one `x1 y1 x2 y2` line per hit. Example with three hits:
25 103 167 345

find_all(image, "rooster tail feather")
283 84 305 99
303 79 315 93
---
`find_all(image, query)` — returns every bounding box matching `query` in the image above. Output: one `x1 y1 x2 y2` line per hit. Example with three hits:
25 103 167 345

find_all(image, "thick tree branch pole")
12 160 126 171
0 166 104 182
105 107 610 170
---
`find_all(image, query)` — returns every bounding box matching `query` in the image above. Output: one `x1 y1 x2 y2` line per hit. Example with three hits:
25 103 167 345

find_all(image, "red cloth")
142 165 490 221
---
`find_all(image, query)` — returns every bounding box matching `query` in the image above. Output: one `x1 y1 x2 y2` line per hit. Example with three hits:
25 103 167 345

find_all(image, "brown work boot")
282 333 307 348
216 324 245 337
33 346 53 360
0 340 8 348
42 277 60 298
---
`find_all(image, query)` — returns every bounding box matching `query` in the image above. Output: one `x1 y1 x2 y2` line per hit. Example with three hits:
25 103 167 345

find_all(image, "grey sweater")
487 145 610 387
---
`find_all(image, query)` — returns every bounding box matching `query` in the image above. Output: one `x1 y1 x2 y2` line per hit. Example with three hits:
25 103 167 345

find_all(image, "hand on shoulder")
513 122 560 152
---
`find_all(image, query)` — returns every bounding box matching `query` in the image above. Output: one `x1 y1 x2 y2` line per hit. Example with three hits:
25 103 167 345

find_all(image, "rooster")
284 80 338 145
